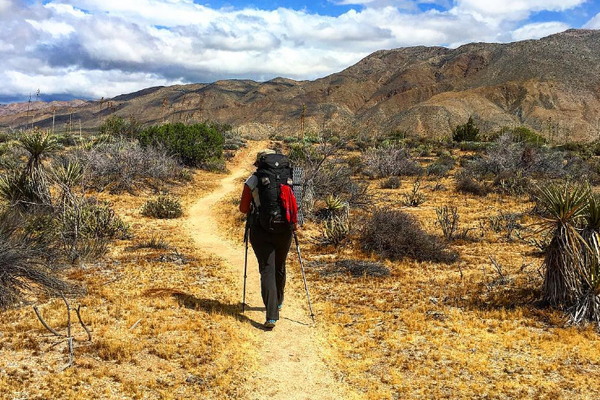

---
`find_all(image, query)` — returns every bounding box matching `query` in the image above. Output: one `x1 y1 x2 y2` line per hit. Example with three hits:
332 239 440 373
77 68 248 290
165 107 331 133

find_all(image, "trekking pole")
293 232 315 322
242 217 250 314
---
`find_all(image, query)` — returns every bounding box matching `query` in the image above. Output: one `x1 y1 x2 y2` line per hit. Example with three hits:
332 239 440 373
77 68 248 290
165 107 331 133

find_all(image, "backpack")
254 153 296 233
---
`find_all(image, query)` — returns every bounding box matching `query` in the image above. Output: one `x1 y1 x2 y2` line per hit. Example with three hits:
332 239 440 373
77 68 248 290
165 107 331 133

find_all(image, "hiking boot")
264 319 276 329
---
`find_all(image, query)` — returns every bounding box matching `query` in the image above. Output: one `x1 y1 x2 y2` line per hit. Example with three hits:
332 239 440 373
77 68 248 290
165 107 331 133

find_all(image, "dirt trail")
185 143 357 400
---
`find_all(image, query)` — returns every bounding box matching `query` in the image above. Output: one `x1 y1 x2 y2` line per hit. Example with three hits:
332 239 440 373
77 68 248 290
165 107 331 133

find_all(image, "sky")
1 0 600 103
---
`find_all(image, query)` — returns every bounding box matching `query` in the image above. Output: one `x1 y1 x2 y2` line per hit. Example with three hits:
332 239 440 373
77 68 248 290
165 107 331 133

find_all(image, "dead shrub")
78 141 188 193
362 147 423 178
455 170 490 196
380 176 401 189
360 209 457 263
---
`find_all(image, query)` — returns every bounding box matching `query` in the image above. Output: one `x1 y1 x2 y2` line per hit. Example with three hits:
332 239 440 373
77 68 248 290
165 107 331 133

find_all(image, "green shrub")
138 123 224 168
452 117 480 142
511 126 546 145
99 115 141 139
427 153 456 177
141 193 183 219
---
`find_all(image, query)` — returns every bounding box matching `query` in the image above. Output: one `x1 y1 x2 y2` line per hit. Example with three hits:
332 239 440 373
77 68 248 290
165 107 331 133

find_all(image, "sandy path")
185 143 357 400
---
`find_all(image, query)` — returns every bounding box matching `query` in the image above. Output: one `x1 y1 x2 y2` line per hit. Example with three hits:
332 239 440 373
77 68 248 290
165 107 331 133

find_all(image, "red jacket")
239 184 253 214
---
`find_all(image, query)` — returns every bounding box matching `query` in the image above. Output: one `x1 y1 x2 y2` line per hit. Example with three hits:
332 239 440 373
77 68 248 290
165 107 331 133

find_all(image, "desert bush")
79 141 187 193
361 209 457 263
58 196 130 261
492 171 532 196
222 130 247 151
452 117 480 142
138 122 223 168
466 134 565 179
380 176 401 189
99 115 141 139
458 141 489 152
290 133 370 219
455 171 490 196
511 126 547 145
141 193 183 219
55 133 78 147
362 147 423 178
427 153 455 177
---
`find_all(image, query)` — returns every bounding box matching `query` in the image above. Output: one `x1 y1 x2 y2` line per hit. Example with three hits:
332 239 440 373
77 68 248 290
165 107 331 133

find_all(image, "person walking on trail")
239 149 298 330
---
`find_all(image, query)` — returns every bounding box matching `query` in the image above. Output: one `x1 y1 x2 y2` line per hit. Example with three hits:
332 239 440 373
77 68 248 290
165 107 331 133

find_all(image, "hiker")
239 149 298 329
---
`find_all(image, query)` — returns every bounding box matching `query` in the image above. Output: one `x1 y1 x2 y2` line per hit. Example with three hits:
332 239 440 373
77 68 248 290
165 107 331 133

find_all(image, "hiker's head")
254 149 276 166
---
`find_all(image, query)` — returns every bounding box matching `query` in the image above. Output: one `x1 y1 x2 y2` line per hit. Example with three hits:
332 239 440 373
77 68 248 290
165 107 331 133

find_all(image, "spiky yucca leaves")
0 211 70 308
19 129 59 174
573 195 600 324
52 161 83 189
537 184 590 308
0 171 49 209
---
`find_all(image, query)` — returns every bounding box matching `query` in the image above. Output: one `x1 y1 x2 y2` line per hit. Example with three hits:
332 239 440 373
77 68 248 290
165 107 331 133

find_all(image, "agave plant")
536 183 590 308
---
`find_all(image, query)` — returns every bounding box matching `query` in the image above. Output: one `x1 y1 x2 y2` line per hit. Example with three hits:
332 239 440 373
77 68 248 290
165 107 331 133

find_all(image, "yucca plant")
19 129 59 174
572 195 600 324
52 161 83 189
0 171 47 208
536 184 590 308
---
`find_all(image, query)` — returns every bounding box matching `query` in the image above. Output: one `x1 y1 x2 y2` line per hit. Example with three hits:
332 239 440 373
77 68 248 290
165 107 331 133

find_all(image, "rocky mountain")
2 29 600 141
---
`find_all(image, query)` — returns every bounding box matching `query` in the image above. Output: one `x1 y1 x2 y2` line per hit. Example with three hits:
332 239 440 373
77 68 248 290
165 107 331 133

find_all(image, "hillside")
2 29 600 140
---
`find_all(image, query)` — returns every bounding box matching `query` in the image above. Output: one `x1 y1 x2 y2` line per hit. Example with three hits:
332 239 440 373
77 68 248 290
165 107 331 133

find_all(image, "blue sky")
1 0 600 102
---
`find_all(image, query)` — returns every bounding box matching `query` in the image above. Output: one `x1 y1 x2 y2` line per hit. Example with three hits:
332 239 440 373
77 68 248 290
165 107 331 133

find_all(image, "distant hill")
2 29 600 141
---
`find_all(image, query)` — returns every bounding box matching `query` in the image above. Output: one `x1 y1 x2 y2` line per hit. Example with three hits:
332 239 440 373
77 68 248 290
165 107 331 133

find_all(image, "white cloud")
0 0 592 101
584 12 600 29
455 0 585 18
0 0 13 13
451 0 586 29
26 19 75 38
511 21 570 41
1 69 182 99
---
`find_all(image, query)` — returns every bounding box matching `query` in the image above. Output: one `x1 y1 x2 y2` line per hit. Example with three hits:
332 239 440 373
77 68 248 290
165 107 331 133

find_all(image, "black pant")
250 224 293 321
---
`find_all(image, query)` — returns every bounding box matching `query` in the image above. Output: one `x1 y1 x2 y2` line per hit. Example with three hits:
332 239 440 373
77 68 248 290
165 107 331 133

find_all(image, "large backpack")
254 153 294 233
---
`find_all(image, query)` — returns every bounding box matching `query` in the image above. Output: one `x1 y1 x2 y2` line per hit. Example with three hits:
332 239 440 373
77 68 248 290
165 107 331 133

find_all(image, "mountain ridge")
2 29 600 140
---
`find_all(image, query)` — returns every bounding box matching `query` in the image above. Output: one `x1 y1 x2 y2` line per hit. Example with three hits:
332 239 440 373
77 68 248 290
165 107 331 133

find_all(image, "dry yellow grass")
0 169 259 400
3 142 600 400
300 168 600 399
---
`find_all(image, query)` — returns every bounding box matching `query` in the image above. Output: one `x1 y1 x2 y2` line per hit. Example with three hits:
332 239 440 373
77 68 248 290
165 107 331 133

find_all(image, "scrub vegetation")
2 117 600 399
